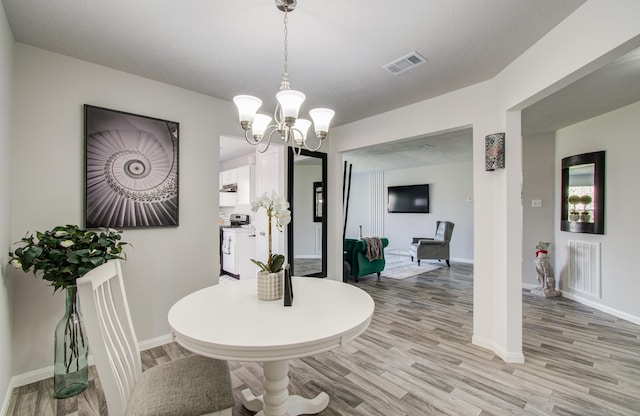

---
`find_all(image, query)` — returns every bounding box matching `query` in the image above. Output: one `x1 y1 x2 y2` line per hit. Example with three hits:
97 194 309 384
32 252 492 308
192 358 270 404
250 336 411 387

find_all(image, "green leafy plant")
579 194 592 214
567 194 581 214
8 224 128 292
250 191 291 273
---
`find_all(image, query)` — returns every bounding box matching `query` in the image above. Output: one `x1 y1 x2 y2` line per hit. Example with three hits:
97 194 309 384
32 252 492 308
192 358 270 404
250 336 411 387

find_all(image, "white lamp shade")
233 95 262 123
252 114 272 136
276 90 306 119
309 108 335 133
293 118 311 143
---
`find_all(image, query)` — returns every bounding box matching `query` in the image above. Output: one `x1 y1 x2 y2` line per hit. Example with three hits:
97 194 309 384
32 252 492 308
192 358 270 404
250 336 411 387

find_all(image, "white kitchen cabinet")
220 169 237 186
236 165 254 206
219 166 254 207
220 191 236 207
219 168 238 206
222 229 256 279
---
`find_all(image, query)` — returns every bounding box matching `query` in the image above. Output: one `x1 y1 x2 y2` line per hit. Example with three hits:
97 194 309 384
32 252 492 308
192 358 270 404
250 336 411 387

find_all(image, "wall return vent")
383 51 427 75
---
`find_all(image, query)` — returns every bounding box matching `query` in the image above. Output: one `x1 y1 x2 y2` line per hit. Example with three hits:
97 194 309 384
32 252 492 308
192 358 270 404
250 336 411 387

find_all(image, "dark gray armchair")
409 221 455 267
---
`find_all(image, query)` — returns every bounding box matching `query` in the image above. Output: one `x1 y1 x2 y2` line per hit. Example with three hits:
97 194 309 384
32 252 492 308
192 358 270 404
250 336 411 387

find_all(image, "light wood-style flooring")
7 263 640 415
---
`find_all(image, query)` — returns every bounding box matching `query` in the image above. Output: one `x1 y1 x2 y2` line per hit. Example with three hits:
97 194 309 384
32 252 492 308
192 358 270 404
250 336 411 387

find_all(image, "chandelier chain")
232 0 334 154
282 6 289 85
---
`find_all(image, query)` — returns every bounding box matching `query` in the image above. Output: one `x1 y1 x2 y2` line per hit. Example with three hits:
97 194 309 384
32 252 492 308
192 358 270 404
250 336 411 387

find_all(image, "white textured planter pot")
257 270 284 301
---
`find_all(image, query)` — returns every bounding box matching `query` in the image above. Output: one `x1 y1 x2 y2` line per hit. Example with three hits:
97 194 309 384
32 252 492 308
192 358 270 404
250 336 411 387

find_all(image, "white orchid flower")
60 240 75 248
274 199 289 211
252 190 291 228
278 211 291 226
10 259 22 268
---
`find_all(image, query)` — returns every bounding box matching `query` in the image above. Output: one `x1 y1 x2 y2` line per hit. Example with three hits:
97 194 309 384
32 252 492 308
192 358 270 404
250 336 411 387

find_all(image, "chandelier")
233 0 335 154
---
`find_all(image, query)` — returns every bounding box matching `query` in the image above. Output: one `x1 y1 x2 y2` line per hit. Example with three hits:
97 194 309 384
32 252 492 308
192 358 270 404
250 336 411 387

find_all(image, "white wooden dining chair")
77 260 234 416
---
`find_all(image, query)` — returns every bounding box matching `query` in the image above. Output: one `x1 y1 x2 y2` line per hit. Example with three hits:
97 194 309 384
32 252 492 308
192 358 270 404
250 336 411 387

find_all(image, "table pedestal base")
240 360 330 416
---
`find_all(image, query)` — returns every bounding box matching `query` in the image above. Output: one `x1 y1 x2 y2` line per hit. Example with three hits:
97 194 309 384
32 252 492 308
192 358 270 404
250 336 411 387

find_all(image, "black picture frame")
560 151 605 234
287 147 328 278
84 105 179 228
313 181 323 223
284 264 293 307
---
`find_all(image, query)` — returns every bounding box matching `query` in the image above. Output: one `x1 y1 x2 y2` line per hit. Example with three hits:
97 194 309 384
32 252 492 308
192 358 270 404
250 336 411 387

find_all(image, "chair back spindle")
78 260 142 416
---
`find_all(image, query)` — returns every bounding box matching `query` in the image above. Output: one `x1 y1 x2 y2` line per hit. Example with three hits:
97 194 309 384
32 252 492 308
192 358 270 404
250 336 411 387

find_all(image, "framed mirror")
287 147 327 277
561 150 605 234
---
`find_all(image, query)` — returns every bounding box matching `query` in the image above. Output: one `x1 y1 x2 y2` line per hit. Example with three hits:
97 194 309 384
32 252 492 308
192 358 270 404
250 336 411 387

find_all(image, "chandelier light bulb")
292 118 311 146
276 90 306 125
233 95 262 128
309 108 335 139
252 114 272 139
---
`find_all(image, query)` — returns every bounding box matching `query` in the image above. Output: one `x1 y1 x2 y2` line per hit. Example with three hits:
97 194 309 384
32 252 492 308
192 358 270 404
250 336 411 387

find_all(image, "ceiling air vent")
383 51 427 75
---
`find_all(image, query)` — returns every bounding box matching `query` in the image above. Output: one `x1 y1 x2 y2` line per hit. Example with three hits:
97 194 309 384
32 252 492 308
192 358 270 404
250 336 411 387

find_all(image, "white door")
255 144 286 266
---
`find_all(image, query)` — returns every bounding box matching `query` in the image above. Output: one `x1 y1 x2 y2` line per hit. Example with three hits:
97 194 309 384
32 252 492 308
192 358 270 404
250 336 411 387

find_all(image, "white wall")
555 100 640 322
10 44 238 376
344 172 369 239
346 162 474 262
0 2 14 411
522 133 556 286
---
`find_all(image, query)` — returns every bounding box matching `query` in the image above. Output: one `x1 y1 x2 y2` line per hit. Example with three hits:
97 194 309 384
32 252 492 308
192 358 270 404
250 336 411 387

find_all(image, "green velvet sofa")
344 237 389 282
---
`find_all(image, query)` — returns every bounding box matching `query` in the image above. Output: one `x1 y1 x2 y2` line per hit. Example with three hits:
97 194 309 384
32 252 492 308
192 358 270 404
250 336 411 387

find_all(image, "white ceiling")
7 0 638 170
521 46 640 135
343 128 473 173
345 45 640 173
3 0 585 128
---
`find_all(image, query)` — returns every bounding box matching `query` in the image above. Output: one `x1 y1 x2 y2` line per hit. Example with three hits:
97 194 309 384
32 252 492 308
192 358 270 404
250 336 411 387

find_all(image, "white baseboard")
451 257 474 264
9 365 55 391
525 284 640 325
138 334 174 351
472 335 525 364
7 334 174 391
561 291 640 326
1 378 14 416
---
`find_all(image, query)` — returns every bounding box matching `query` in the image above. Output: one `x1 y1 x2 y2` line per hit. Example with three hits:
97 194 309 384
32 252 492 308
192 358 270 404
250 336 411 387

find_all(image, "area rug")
380 254 445 279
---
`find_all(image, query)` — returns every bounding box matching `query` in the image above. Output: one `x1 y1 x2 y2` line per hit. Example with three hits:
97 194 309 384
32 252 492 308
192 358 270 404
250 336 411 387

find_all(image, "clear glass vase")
54 285 89 398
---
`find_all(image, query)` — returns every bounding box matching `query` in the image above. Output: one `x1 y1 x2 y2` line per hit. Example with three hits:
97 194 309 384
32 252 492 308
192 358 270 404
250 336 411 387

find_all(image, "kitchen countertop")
221 226 255 236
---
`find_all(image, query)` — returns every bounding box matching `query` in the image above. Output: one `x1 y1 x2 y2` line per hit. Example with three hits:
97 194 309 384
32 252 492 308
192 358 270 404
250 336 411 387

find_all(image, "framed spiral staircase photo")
84 105 179 228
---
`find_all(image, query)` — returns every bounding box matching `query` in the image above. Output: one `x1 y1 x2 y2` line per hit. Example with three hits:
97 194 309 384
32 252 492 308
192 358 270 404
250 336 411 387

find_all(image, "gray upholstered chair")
409 221 455 267
77 260 234 416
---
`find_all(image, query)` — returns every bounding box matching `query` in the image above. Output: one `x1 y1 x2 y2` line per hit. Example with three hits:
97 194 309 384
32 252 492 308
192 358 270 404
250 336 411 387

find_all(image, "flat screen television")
387 184 430 213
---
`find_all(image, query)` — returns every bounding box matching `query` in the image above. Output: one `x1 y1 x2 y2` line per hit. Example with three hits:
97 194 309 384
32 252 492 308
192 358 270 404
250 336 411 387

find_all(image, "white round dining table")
168 276 374 416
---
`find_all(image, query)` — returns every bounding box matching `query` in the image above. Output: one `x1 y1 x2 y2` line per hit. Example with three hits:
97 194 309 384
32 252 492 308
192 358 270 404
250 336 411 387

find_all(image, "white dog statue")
532 241 560 298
